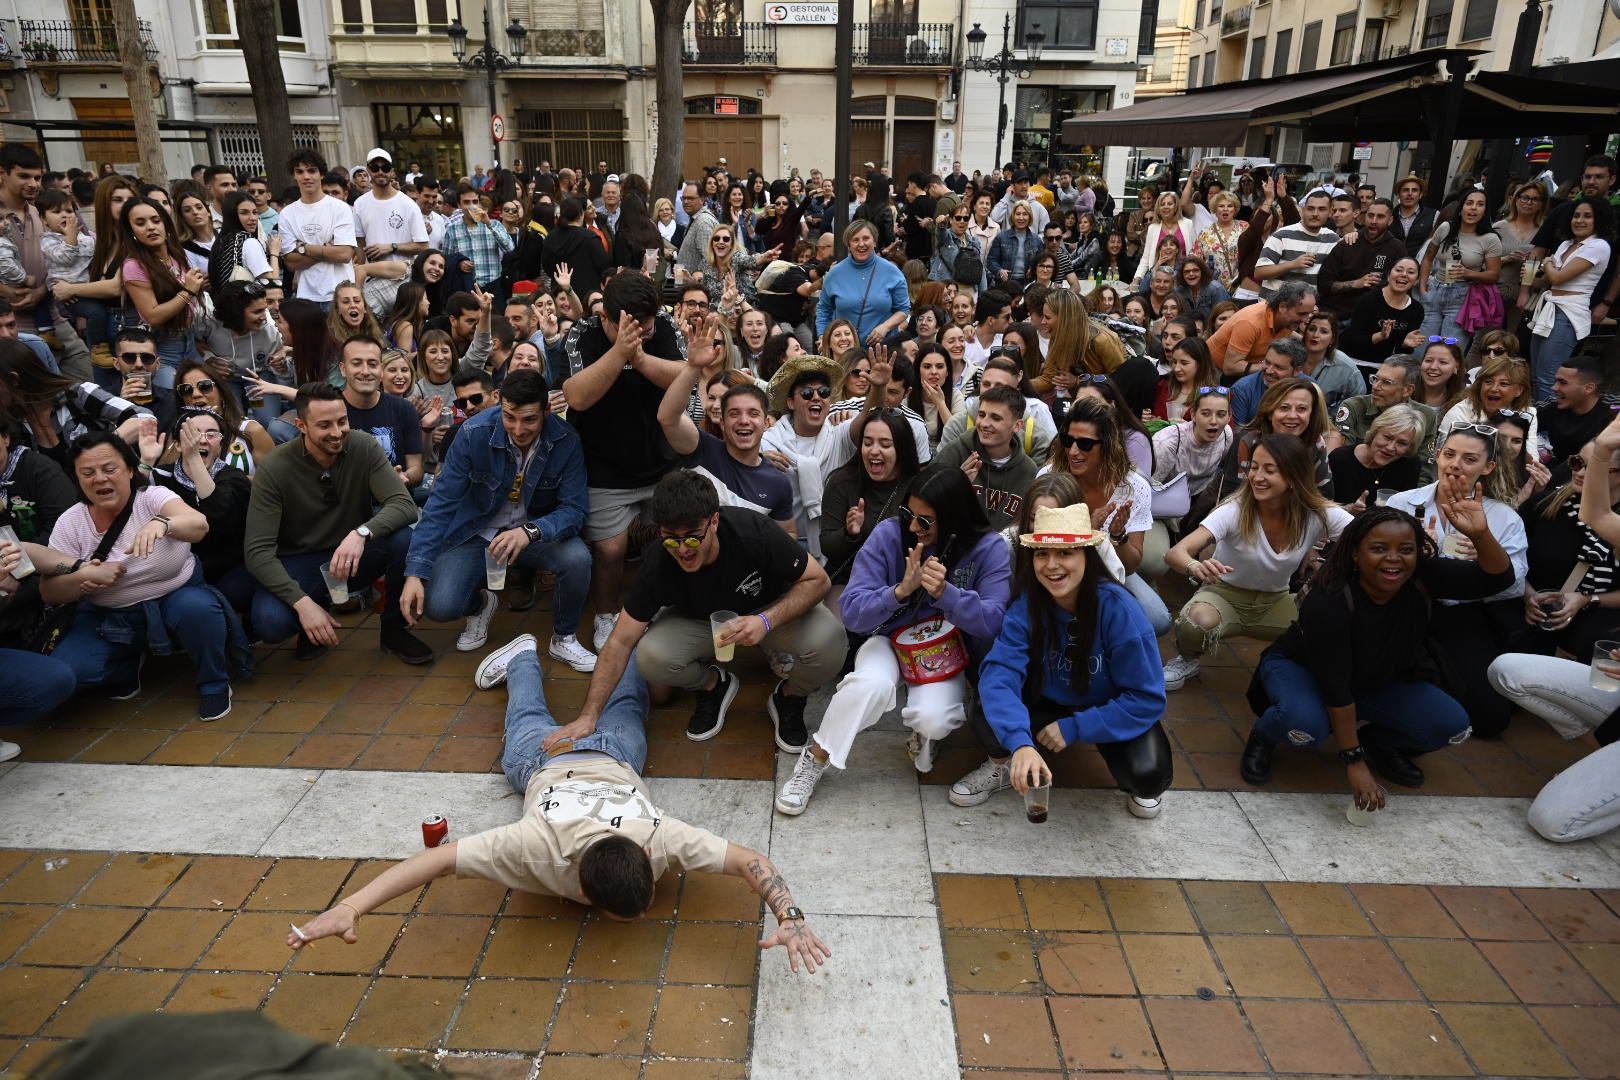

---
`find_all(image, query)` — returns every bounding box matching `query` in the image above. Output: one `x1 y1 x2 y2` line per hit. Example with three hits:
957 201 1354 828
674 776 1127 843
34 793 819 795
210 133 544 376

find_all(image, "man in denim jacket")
401 368 597 670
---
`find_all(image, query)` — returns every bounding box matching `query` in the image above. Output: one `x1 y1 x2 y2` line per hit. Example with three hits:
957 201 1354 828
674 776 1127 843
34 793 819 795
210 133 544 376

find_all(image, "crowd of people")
2 143 1620 894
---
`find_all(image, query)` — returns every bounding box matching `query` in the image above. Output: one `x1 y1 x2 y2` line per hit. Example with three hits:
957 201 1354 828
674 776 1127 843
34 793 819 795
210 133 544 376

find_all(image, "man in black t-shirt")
1537 354 1619 465
339 337 424 487
562 272 687 652
548 470 845 757
899 172 938 263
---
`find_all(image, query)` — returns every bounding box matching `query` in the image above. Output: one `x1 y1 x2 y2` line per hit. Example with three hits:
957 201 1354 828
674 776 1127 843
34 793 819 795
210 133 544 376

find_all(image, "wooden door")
892 119 933 180
683 117 762 178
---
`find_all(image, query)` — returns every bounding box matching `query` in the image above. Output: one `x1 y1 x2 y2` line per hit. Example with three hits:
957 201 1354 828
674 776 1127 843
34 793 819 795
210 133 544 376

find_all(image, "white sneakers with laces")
548 634 597 672
457 589 500 652
949 758 1011 806
475 633 536 690
1162 655 1201 691
775 748 830 815
593 612 618 652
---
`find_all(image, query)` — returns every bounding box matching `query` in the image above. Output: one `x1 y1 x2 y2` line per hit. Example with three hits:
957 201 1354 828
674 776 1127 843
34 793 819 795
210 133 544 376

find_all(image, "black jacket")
542 223 611 300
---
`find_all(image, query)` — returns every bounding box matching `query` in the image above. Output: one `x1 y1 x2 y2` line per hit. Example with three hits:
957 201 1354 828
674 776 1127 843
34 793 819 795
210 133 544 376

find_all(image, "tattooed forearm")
745 857 800 916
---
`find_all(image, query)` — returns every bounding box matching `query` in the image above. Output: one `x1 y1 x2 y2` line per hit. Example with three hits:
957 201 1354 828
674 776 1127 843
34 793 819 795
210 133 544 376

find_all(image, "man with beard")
1316 198 1408 319
658 316 794 530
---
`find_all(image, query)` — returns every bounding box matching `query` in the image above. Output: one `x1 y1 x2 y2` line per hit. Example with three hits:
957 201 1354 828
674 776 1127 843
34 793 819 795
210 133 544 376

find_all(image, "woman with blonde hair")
1131 190 1194 290
988 201 1040 292
1223 376 1334 496
1442 353 1538 447
821 318 859 359
1031 288 1127 396
1196 190 1248 289
327 280 386 344
1327 403 1425 508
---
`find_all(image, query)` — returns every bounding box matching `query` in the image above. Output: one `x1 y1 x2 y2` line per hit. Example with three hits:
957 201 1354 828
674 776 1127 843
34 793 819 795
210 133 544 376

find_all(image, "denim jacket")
405 407 587 580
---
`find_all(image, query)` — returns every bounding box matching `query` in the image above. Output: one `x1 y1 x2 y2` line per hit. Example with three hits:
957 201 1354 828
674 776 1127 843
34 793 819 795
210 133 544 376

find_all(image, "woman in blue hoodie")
949 502 1172 817
775 468 1011 816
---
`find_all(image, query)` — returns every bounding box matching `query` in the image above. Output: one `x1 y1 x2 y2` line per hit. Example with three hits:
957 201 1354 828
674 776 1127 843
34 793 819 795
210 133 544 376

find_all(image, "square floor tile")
939 875 1026 930
1101 879 1197 933
642 1064 746 1080
1479 940 1611 1005
341 862 424 915
420 875 511 916
1209 934 1323 998
1020 877 1112 932
0 853 105 904
382 915 492 977
944 929 1038 993
164 972 275 1015
285 734 370 770
1570 942 1620 1000
0 906 56 965
1339 1002 1473 1076
540 1057 641 1080
1049 996 1162 1071
547 982 657 1055
215 733 300 767
289 914 402 975
1438 1003 1576 1077
160 856 272 909
651 985 752 1059
1120 933 1224 997
77 853 189 907
146 730 238 765
1038 933 1135 996
1531 1005 1620 1078
954 994 1060 1070
1266 882 1374 936
676 872 760 922
44 969 180 1037
445 978 561 1051
245 859 355 912
261 973 370 1044
1243 999 1371 1075
200 912 301 972
1144 998 1264 1073
1350 884 1460 938
1432 885 1548 940
477 917 579 979
346 976 461 1049
355 735 439 771
1516 888 1620 943
14 907 141 967
0 967 87 1036
109 909 230 969
570 919 670 981
1182 880 1284 934
1389 938 1516 1002
253 701 335 733
665 922 759 986
1301 938 1421 1001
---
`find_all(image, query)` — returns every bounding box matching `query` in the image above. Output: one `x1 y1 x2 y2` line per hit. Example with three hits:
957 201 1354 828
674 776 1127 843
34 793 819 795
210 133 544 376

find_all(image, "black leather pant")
972 698 1174 799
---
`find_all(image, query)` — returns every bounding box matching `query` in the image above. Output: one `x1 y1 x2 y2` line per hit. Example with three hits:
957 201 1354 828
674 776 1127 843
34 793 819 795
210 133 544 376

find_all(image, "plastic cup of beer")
1446 261 1464 283
711 610 739 663
1346 786 1386 826
1024 782 1052 824
1375 488 1396 507
484 546 507 591
1591 641 1620 692
0 526 34 579
320 562 349 605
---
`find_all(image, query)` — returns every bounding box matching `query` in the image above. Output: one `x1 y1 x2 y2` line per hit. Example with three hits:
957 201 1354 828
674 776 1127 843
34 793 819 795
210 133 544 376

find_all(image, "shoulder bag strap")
91 497 138 564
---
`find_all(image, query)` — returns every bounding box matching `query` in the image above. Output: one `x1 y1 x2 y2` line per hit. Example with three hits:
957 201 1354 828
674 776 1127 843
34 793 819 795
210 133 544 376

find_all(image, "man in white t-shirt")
352 149 428 267
760 355 850 559
963 289 1012 375
411 177 448 251
277 149 357 307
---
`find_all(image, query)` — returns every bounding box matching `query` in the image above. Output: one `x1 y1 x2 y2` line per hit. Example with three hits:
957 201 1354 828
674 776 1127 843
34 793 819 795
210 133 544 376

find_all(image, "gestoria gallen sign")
763 3 839 24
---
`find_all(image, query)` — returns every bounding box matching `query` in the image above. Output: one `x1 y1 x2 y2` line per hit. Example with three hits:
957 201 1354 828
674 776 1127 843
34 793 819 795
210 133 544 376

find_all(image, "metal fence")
683 21 778 65
852 22 956 66
16 19 157 63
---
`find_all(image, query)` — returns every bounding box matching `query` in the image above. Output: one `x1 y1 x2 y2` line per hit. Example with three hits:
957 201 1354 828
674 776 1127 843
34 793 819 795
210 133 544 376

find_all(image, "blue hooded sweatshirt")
838 519 1011 645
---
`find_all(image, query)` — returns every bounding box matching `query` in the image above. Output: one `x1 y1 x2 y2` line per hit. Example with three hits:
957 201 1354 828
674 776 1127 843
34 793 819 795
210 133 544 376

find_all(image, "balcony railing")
17 19 158 63
854 22 955 66
683 21 778 65
1220 5 1252 36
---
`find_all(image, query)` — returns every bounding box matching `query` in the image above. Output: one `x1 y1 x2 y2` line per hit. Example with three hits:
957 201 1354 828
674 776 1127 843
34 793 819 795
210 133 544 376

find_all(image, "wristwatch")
355 525 373 540
776 906 805 923
521 523 541 543
1338 746 1367 765
294 239 308 256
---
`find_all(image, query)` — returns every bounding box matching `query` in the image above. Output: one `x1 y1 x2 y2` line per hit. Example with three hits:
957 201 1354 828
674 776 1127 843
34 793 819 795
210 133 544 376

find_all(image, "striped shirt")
1256 224 1339 296
29 383 151 452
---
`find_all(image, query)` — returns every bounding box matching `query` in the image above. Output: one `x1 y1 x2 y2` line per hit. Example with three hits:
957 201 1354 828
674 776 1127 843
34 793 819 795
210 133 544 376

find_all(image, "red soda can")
422 814 449 848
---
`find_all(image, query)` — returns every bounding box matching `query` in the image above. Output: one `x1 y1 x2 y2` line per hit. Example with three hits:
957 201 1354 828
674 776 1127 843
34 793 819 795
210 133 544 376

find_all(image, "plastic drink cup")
1591 641 1620 692
711 610 739 663
1346 788 1387 826
0 526 34 578
1024 782 1051 824
484 547 507 591
128 372 153 406
1375 488 1396 507
643 247 660 275
320 562 349 605
1446 261 1464 283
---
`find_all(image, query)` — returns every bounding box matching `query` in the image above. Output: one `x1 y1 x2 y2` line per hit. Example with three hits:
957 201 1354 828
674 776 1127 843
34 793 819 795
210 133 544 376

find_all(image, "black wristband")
1338 746 1366 765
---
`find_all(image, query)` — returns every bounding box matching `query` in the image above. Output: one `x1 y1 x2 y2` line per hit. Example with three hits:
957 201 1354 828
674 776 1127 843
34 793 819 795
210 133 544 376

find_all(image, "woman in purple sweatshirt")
775 469 1011 816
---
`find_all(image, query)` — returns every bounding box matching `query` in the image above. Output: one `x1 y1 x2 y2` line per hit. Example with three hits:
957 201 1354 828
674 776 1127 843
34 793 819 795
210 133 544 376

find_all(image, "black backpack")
952 243 984 286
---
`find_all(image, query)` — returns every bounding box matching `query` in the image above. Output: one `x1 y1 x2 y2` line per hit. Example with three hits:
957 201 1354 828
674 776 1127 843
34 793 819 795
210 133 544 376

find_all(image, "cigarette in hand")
290 922 313 946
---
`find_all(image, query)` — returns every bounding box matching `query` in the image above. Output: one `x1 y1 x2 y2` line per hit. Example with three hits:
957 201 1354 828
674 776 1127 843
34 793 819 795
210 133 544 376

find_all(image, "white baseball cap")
365 147 392 166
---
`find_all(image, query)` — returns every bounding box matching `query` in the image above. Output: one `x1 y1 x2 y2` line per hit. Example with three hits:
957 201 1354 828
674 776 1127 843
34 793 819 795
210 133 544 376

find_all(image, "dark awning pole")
1484 0 1544 216
1423 53 1472 210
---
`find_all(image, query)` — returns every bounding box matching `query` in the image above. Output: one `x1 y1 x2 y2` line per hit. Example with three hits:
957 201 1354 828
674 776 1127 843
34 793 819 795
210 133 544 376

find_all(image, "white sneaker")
1162 655 1201 692
0 741 19 763
907 732 938 774
457 590 499 652
949 758 1012 807
548 634 597 673
1127 794 1163 819
593 613 618 652
475 633 537 690
775 748 830 815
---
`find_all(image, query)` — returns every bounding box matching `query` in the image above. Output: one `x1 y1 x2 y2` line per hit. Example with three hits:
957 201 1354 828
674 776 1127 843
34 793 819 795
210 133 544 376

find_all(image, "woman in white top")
1440 354 1539 454
1042 396 1169 635
1418 189 1503 351
1524 196 1613 399
1131 191 1194 290
1161 433 1354 691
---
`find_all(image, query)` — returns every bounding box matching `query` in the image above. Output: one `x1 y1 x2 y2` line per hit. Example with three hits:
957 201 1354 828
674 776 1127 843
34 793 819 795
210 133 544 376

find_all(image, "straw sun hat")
1019 504 1107 549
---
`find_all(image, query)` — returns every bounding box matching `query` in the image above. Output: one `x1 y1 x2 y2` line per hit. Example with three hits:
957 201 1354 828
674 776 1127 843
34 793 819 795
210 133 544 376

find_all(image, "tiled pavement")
1 587 1618 1077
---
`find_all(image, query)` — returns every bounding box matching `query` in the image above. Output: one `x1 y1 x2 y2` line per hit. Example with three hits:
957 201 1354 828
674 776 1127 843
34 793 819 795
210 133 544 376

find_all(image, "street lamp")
446 4 528 168
964 14 1044 171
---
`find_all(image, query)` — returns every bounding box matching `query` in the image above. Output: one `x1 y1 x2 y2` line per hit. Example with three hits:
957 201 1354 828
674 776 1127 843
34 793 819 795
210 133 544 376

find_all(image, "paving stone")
1530 1004 1620 1078
1479 940 1613 1004
477 917 580 979
1338 1002 1473 1076
201 911 302 972
1349 884 1461 937
1182 879 1285 934
159 856 272 909
0 966 86 1036
1242 999 1371 1075
1389 937 1517 1002
288 913 403 975
244 858 355 912
938 874 1026 930
953 993 1060 1070
1266 882 1374 936
444 978 560 1051
109 909 230 969
1300 938 1422 1001
1037 933 1135 996
547 982 657 1055
164 972 275 1015
43 969 179 1037
1208 934 1323 998
665 922 761 986
570 918 671 981
77 853 189 906
1048 996 1164 1071
1120 933 1225 997
261 973 370 1044
1437 1003 1578 1077
0 853 105 904
346 976 461 1049
651 985 753 1059
1432 884 1548 940
1517 887 1620 943
1020 877 1112 932
381 914 493 977
1101 879 1197 933
14 907 141 967
1144 998 1265 1073
0 906 56 965
943 929 1038 993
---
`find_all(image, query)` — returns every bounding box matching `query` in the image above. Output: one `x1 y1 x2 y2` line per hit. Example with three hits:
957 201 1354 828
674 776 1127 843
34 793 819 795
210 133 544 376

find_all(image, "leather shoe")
1363 739 1425 789
1240 729 1276 785
380 626 435 666
294 632 330 662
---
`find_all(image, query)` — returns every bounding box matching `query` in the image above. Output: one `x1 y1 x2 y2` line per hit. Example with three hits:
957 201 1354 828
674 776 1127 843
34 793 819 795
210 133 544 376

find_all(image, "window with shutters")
215 124 323 174
1298 20 1320 71
1187 53 1199 88
508 0 604 55
1271 28 1291 76
1329 12 1355 65
1460 0 1496 40
1247 38 1265 79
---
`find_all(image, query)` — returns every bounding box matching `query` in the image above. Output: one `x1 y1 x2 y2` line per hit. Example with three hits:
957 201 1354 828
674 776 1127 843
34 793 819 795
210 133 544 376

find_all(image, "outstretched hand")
287 903 358 950
759 919 832 974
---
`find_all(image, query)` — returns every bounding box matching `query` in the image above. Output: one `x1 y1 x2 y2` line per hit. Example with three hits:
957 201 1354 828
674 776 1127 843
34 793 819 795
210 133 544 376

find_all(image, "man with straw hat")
948 502 1174 818
1390 173 1438 258
760 351 848 557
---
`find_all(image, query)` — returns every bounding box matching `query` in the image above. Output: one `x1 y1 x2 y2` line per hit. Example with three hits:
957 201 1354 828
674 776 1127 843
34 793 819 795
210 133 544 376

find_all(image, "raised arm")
288 842 459 949
658 316 723 457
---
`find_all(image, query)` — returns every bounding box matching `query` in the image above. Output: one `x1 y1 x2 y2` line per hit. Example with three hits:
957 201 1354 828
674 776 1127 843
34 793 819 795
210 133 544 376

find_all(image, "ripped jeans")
1253 653 1471 753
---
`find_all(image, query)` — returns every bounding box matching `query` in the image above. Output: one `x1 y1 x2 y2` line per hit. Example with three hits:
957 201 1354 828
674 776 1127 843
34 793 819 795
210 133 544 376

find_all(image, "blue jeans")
1124 573 1173 637
501 646 649 793
1419 280 1472 347
55 585 232 698
422 534 590 636
151 329 198 395
0 648 77 723
250 528 414 643
1254 652 1471 752
1530 307 1580 400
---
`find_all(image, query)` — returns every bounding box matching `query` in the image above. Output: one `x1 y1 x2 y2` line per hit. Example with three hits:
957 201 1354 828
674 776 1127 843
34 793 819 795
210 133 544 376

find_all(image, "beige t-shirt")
455 757 728 900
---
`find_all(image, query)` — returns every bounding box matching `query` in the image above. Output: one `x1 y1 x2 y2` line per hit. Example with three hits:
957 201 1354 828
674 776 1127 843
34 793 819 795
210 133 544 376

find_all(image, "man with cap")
351 149 429 309
760 351 849 557
990 171 1049 232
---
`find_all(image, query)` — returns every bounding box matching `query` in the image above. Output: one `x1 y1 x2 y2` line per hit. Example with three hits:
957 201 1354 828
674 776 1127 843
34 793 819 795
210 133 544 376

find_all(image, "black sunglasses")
796 386 833 401
1060 433 1103 452
178 379 216 397
454 393 486 408
899 506 936 531
119 351 158 366
952 214 970 221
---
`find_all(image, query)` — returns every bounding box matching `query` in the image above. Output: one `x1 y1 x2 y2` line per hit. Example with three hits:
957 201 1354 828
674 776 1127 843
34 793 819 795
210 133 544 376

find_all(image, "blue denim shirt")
405 407 587 579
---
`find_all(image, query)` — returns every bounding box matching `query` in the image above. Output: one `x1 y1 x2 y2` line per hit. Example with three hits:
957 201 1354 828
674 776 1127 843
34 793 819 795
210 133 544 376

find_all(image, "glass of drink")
1539 593 1564 631
1591 641 1620 692
0 525 34 578
245 359 265 407
319 562 350 605
710 610 739 663
1375 488 1396 507
1446 261 1464 284
128 371 153 405
484 546 507 591
1024 781 1051 824
643 247 660 275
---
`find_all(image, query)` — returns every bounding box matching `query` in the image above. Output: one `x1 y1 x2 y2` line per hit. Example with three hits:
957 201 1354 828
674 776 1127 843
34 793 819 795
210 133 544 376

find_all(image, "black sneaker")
768 680 809 753
687 666 738 742
294 632 329 662
380 625 435 666
1239 728 1276 786
107 653 145 700
505 568 536 612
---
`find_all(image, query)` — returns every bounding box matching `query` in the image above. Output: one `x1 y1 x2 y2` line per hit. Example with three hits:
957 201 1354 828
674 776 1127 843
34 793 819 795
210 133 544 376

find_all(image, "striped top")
1256 224 1340 296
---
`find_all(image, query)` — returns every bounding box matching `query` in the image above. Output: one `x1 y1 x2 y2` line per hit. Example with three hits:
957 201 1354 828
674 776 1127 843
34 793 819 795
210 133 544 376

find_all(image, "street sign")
1352 143 1373 160
764 3 837 24
714 95 740 115
491 114 505 142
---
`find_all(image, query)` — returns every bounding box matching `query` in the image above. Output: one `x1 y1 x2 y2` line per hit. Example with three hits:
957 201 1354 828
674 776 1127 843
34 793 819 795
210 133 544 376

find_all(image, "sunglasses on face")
368 163 392 173
1569 454 1588 472
660 522 711 550
796 385 833 400
454 393 486 408
1483 345 1508 355
952 214 970 221
1060 433 1103 452
178 380 216 397
899 506 937 531
119 351 158 366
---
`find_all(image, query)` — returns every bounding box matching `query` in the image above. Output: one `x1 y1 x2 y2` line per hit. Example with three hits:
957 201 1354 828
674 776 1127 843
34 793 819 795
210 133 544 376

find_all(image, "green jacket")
1332 394 1438 484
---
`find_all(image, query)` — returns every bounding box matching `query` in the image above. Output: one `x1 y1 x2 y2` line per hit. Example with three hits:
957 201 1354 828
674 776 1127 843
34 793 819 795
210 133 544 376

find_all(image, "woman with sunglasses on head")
1489 409 1551 505
1441 353 1538 448
818 408 924 582
1195 192 1247 290
1413 337 1468 412
1044 396 1170 634
1382 423 1529 739
1327 403 1424 509
1071 374 1154 478
1162 433 1352 692
950 501 1171 816
1242 494 1512 796
1300 312 1363 410
777 468 1010 813
195 279 287 429
169 357 274 475
148 406 255 610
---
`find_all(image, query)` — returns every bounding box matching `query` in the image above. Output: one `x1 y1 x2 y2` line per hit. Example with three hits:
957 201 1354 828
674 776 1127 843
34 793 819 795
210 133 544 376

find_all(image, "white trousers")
814 635 967 769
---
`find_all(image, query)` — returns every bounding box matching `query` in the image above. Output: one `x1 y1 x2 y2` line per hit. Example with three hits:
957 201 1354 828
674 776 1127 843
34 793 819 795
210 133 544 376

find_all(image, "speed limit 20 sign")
491 114 506 142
